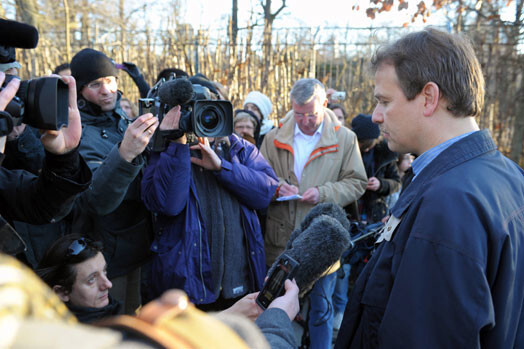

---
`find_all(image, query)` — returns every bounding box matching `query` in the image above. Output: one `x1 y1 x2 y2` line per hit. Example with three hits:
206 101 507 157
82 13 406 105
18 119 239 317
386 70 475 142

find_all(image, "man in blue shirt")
336 28 524 348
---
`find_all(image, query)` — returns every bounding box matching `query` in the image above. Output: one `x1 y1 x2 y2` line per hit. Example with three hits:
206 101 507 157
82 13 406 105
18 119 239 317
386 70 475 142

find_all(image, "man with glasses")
70 48 158 315
260 78 367 348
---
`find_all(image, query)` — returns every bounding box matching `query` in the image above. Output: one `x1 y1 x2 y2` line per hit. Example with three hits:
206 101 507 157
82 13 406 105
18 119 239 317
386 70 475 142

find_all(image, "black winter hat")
351 113 380 140
70 48 118 91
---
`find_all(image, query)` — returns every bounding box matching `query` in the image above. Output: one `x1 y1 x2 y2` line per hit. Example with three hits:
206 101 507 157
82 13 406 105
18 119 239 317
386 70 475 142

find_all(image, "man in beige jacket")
260 78 367 348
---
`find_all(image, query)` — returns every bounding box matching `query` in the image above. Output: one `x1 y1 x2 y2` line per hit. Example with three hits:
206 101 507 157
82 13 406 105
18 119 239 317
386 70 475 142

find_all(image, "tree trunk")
80 0 90 45
510 65 524 166
63 0 71 62
14 0 40 28
231 0 238 52
119 0 126 63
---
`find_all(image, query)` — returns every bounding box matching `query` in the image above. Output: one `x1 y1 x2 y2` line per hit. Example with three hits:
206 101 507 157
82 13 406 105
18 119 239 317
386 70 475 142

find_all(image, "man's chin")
100 103 116 112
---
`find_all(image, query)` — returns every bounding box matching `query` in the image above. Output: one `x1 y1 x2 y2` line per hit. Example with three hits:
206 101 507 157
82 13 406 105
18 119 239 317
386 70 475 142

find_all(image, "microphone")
157 78 194 107
267 203 352 297
0 19 39 49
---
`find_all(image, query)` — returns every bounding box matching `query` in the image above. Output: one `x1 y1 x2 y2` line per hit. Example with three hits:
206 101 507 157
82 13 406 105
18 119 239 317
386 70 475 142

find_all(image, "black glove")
122 62 142 79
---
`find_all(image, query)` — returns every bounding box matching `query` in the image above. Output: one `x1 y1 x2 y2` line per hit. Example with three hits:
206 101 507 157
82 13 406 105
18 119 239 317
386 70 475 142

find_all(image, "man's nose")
372 108 383 123
99 82 112 94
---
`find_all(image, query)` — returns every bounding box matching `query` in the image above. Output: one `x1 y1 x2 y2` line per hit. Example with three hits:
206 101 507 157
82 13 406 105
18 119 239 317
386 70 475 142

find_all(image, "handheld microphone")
157 78 194 107
267 203 352 297
0 19 39 49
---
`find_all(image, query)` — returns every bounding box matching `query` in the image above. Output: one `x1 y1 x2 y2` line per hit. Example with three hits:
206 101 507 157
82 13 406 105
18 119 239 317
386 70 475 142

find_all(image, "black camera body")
0 74 69 136
139 78 233 139
256 254 299 310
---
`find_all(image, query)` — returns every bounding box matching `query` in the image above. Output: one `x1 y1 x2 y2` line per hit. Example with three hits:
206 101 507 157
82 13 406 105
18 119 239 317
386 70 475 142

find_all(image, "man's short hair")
290 78 327 105
371 28 485 117
53 63 70 75
155 68 188 83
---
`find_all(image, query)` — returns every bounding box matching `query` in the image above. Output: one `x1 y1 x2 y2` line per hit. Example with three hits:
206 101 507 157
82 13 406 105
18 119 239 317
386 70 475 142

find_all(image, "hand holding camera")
189 137 222 171
119 113 159 162
0 71 20 111
39 75 82 155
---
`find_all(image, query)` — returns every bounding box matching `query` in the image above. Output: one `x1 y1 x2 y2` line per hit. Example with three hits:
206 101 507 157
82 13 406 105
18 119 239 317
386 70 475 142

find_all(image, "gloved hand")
122 62 142 80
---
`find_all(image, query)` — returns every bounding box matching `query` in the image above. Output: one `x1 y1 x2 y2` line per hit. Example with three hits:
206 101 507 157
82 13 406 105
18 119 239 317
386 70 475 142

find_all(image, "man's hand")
121 62 142 79
279 182 299 197
301 187 320 204
366 177 381 191
0 71 20 110
221 292 263 321
0 71 20 153
119 113 159 162
268 279 300 321
190 137 222 171
40 75 83 155
160 105 181 131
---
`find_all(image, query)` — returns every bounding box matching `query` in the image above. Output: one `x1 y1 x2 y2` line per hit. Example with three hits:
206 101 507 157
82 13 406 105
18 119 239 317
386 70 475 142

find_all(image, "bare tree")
231 0 238 49
63 0 71 62
14 0 40 28
260 0 286 89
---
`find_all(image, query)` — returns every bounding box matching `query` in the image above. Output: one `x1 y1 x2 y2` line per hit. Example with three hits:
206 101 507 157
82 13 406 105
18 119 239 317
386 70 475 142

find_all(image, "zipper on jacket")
241 215 257 292
195 200 207 301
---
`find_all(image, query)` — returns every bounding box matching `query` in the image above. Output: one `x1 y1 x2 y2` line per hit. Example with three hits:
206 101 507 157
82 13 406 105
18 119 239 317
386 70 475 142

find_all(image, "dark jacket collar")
67 294 121 323
77 92 129 126
392 129 496 218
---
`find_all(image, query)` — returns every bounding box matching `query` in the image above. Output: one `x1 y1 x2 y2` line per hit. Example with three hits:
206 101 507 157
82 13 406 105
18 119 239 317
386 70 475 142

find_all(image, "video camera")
0 19 69 136
139 76 233 141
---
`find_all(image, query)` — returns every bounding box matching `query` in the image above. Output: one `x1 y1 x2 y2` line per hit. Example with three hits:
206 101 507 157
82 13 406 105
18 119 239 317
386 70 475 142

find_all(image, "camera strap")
0 110 14 136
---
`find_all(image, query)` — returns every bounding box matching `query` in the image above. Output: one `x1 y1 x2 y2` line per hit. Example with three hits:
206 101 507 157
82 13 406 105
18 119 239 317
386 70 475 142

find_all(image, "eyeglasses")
294 111 319 120
66 238 91 257
86 76 117 91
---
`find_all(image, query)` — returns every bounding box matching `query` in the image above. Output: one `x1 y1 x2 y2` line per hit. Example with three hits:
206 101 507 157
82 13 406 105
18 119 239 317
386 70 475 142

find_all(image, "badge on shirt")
376 215 402 243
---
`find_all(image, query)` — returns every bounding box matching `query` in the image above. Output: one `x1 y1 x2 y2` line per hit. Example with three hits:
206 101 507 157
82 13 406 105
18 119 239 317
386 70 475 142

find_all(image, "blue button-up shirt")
411 131 477 180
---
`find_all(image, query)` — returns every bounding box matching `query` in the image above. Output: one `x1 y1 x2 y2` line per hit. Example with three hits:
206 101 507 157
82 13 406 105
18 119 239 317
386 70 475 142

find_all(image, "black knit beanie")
70 48 118 91
351 114 380 140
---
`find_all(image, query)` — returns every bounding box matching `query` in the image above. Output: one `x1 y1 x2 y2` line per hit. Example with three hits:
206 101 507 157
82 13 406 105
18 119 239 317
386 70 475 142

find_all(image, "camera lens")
200 109 219 130
192 100 233 137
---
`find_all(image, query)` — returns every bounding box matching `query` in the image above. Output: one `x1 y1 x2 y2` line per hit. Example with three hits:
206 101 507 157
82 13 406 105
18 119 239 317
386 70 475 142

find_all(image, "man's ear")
422 82 440 117
53 285 70 303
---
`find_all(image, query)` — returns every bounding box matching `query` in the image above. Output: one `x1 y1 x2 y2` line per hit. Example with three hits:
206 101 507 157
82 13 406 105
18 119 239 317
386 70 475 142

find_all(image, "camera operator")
0 69 91 229
141 96 278 310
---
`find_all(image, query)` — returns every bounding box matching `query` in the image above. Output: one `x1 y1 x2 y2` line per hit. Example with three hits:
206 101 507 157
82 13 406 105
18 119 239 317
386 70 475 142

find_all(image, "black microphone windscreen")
158 78 194 107
269 214 351 297
0 19 39 49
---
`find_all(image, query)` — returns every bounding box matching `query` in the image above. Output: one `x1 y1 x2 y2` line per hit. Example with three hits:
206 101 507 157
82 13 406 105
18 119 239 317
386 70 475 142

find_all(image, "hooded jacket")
141 134 278 304
260 108 367 264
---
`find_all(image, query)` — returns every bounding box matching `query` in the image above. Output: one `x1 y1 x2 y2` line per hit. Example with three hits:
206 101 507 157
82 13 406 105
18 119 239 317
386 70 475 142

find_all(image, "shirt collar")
412 130 477 178
294 120 324 139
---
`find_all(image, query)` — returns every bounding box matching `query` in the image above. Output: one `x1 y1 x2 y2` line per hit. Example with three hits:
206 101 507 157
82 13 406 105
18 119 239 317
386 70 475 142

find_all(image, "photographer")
69 48 158 315
141 98 278 309
0 69 91 227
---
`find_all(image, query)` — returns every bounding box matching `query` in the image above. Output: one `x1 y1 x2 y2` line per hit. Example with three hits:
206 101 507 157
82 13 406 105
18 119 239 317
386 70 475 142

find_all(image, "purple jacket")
142 134 278 303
